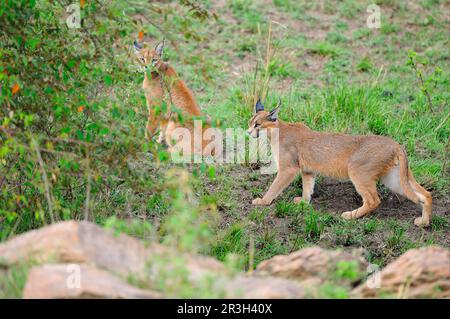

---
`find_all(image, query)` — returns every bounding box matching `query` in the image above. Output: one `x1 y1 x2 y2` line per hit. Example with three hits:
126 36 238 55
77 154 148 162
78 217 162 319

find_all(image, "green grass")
431 215 450 231
275 201 307 217
211 223 249 262
304 207 325 241
357 56 374 72
363 219 379 234
386 224 407 249
308 41 341 57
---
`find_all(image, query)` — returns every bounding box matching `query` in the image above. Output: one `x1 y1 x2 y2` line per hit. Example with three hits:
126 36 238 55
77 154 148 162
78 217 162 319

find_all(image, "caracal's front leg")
145 104 159 141
294 172 315 204
253 167 299 206
145 118 155 141
156 126 165 144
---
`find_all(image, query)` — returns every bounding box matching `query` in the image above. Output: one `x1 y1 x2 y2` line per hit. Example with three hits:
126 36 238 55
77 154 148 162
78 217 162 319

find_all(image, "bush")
0 0 213 241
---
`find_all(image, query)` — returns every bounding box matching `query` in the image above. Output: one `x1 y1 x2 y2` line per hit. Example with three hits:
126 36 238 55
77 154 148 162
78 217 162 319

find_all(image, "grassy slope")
151 0 449 267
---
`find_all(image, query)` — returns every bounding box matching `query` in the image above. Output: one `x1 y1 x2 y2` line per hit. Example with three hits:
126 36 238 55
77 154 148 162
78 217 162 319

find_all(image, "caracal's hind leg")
381 165 432 227
294 172 315 204
343 173 381 220
408 169 432 227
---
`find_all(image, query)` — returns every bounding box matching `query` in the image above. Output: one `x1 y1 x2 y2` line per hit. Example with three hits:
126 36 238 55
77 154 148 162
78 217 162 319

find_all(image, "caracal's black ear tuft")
255 98 265 113
267 98 281 121
155 38 165 57
133 40 143 52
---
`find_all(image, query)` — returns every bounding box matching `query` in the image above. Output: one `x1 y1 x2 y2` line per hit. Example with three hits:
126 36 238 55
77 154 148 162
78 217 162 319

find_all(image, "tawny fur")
135 41 215 156
247 101 432 227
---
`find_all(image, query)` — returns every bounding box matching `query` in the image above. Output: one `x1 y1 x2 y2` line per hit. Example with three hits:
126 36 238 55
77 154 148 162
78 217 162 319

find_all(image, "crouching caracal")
247 99 432 227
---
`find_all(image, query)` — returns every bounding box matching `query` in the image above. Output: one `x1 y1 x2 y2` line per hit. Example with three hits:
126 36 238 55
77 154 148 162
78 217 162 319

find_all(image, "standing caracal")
247 99 432 227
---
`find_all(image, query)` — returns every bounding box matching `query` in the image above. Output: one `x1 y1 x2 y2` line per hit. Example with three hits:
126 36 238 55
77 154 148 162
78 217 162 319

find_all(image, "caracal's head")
133 38 165 70
247 98 281 138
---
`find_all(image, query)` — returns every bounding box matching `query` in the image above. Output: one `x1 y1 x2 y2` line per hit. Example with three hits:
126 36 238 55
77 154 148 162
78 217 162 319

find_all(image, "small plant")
357 56 373 72
275 201 295 217
320 213 337 227
331 220 359 246
248 208 268 223
250 186 263 197
431 215 450 231
363 219 379 234
275 200 310 218
288 214 304 234
407 50 442 112
387 225 406 249
211 223 248 263
326 31 347 44
316 284 349 299
304 207 324 241
334 260 361 282
0 261 34 298
161 169 219 254
308 41 340 57
142 251 226 298
381 23 400 34
255 228 287 265
268 58 298 78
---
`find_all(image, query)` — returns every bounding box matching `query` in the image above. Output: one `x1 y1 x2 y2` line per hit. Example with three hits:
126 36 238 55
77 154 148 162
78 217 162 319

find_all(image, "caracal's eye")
140 57 145 63
254 123 260 128
151 58 158 66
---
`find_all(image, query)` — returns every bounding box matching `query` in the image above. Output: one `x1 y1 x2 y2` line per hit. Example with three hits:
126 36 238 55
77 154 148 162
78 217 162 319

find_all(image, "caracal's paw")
341 210 358 220
252 198 269 206
414 217 430 228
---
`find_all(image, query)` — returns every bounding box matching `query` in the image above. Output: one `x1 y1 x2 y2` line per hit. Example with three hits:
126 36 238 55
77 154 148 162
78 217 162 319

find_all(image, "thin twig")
262 21 273 102
32 139 56 224
84 148 92 221
252 60 259 110
411 61 434 112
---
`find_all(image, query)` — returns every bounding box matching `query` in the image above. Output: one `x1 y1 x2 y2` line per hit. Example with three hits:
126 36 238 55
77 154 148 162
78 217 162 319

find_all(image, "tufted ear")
133 40 143 52
155 38 165 57
267 98 281 121
255 98 265 113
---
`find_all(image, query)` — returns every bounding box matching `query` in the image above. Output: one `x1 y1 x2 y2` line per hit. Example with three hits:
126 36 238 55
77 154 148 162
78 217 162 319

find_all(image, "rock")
353 246 450 298
0 221 226 283
0 221 152 273
224 275 305 299
255 247 367 283
23 264 162 299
